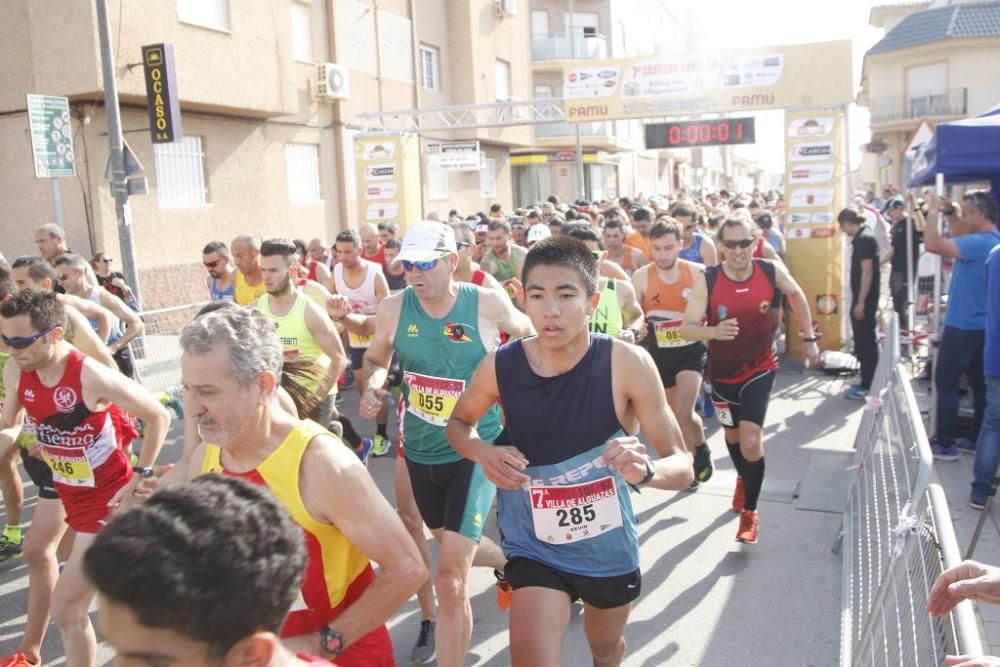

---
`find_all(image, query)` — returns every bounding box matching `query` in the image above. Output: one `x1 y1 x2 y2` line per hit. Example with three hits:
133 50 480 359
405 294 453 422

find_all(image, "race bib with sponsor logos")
654 320 688 348
404 372 465 427
529 476 623 545
41 444 95 487
348 331 373 349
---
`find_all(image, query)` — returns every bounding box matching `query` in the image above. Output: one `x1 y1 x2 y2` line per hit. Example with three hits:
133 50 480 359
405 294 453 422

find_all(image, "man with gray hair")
155 306 426 664
33 224 70 263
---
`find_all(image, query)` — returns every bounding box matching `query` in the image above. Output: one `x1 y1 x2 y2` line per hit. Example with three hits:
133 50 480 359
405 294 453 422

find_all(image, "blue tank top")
679 233 704 263
494 334 638 577
210 278 235 301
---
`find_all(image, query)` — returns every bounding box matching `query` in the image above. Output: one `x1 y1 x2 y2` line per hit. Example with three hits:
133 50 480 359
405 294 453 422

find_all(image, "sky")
683 0 886 174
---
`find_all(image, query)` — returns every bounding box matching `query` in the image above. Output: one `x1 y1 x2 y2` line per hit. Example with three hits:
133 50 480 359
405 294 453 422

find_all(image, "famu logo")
443 322 473 342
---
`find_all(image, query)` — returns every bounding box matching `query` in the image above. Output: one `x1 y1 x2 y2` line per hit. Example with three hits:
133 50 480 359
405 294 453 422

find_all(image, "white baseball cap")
527 224 551 244
396 222 458 263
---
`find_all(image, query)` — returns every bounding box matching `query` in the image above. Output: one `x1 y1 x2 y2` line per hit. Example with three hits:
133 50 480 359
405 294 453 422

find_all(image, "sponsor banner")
427 141 481 171
784 108 847 354
355 134 420 233
562 40 852 122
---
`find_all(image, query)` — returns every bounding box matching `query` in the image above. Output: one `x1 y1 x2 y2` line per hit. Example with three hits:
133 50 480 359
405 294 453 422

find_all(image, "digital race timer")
645 118 756 149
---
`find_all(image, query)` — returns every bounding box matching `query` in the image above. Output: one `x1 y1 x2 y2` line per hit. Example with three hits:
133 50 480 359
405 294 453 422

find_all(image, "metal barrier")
129 302 208 395
838 316 985 665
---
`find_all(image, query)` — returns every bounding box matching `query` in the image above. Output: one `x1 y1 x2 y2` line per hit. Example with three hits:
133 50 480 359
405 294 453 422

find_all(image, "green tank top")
257 293 330 393
588 278 624 336
393 283 502 465
485 244 526 283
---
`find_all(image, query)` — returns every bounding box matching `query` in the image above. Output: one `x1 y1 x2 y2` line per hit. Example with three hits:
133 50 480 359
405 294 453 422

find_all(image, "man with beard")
602 219 647 276
202 241 237 302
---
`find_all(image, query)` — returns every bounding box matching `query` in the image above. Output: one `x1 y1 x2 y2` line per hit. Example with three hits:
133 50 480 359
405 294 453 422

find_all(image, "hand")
105 474 155 513
713 318 739 341
326 293 352 321
852 303 865 321
360 387 388 420
504 277 524 306
928 560 1000 616
945 655 1000 667
617 328 636 344
601 436 650 485
478 443 531 490
28 444 44 460
802 341 820 368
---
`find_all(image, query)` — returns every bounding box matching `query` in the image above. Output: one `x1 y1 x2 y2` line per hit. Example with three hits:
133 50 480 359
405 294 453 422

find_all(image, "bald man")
308 238 334 270
359 223 387 268
33 224 70 263
231 235 267 306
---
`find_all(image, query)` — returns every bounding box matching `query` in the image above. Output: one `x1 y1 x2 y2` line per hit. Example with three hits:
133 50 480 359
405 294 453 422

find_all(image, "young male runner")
602 219 647 276
202 241 237 301
680 218 819 544
480 220 527 283
0 289 169 667
360 221 533 667
86 474 339 666
447 235 692 667
632 220 713 482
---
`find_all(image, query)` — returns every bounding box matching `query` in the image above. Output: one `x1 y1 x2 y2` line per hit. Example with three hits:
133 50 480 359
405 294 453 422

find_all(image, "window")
177 0 230 31
378 9 414 82
291 2 312 62
531 10 548 36
495 59 511 101
534 85 552 99
427 164 449 200
154 136 208 208
285 143 322 203
420 45 440 91
480 157 497 199
335 0 377 73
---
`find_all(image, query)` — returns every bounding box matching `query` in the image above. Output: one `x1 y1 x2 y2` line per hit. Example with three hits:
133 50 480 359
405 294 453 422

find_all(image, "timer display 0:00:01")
645 118 756 149
669 122 742 145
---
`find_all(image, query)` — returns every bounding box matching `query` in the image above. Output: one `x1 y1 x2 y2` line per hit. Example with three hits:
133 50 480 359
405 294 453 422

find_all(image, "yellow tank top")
200 420 374 636
256 293 331 393
234 271 267 305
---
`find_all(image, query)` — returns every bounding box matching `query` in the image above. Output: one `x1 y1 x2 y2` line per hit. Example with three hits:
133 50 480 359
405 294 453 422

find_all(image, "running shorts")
19 448 58 500
649 342 707 389
710 370 776 428
405 457 496 542
505 556 642 609
349 346 366 372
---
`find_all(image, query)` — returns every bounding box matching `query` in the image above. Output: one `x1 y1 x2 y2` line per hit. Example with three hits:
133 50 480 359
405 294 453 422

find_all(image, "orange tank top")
642 260 698 349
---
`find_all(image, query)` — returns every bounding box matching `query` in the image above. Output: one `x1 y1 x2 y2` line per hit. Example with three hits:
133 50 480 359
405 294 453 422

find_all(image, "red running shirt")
706 260 779 383
18 349 133 533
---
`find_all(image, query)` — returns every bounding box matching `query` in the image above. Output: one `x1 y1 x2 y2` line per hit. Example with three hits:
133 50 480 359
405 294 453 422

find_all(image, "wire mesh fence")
129 301 208 395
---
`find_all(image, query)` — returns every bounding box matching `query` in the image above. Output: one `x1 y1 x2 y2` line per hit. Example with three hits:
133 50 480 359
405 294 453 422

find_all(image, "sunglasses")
720 239 755 250
203 258 223 269
2 326 55 350
99 258 113 264
401 258 441 272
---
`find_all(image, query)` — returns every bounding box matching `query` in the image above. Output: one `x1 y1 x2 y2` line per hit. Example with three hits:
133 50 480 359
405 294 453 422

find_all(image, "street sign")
142 43 183 143
26 94 76 178
427 141 480 171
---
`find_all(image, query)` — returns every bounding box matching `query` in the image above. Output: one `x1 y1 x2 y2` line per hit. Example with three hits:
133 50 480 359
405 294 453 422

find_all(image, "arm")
853 258 874 319
359 295 402 417
61 294 112 343
303 438 428 648
678 270 736 342
700 238 719 266
923 194 963 258
617 280 644 332
602 260 629 281
99 288 144 351
328 294 376 337
773 262 820 366
0 362 25 458
927 560 1000 617
479 286 534 339
372 270 389 303
64 307 117 369
313 261 331 285
303 300 348 396
632 247 648 270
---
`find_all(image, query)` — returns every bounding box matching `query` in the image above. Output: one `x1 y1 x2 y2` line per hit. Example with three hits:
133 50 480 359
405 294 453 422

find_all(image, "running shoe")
0 536 22 564
970 496 986 511
845 386 868 401
956 438 977 454
355 438 374 467
931 442 960 462
340 369 355 390
732 476 745 513
0 651 39 666
703 395 715 418
494 569 513 611
410 619 436 664
693 444 714 483
371 433 391 457
736 510 759 544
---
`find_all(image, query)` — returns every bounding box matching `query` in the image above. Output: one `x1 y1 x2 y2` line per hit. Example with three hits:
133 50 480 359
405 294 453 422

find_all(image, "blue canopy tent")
908 103 1000 193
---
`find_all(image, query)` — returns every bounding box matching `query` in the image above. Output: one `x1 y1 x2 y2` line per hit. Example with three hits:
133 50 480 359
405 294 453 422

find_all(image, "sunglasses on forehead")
2 326 55 350
720 239 755 250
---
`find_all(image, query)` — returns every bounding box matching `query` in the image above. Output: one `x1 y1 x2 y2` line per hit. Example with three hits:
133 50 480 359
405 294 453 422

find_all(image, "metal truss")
355 98 571 133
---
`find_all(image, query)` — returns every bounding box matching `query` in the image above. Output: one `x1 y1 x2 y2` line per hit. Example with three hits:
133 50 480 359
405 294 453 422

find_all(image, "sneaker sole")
933 455 960 462
736 535 758 544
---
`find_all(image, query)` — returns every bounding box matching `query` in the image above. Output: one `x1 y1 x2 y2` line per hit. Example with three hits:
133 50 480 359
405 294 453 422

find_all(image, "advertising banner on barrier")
784 108 846 353
561 40 852 123
355 134 421 233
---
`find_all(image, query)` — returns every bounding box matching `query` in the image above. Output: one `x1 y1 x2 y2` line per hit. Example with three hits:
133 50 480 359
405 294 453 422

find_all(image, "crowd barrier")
838 316 985 665
128 301 208 395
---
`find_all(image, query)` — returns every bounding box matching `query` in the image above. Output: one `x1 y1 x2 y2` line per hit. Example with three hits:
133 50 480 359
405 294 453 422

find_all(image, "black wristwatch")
319 626 345 657
132 466 154 479
638 457 656 486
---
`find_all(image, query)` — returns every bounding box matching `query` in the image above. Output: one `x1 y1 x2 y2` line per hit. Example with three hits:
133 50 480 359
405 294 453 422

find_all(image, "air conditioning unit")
316 63 350 101
494 0 516 18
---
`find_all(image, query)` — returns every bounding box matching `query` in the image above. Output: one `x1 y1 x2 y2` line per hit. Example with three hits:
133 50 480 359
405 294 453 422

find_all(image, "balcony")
868 88 967 125
531 33 608 61
535 121 614 139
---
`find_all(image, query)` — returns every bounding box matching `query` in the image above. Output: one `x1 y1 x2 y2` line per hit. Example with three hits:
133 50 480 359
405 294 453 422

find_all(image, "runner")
382 238 408 293
32 224 71 265
256 239 347 430
446 235 692 667
231 235 268 306
11 257 116 344
625 206 655 260
299 240 332 286
86 475 340 666
160 305 425 664
360 223 388 268
674 206 719 266
632 220 713 482
54 253 145 377
680 218 820 544
359 221 533 667
602 218 648 276
562 224 629 280
0 288 169 667
308 237 335 273
480 220 528 283
201 240 237 301
332 230 391 456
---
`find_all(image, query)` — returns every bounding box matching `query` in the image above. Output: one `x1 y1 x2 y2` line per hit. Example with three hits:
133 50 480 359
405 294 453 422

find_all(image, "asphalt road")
0 363 861 666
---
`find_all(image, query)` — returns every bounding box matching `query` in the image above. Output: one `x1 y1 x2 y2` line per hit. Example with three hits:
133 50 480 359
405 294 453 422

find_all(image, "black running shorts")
19 448 59 500
710 370 776 428
649 342 707 389
505 556 642 609
405 457 496 542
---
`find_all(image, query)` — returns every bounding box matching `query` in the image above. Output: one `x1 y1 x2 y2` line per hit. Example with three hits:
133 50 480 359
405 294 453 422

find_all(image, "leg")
0 445 24 529
666 370 705 453
433 530 479 667
394 455 437 620
971 377 1000 504
49 531 98 667
850 313 878 390
19 497 68 663
509 586 572 667
934 326 966 445
583 603 631 667
967 331 987 438
738 421 766 510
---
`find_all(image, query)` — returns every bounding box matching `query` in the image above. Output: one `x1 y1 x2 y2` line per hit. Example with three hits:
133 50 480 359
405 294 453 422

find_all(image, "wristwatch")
319 627 345 657
638 457 656 486
132 466 154 479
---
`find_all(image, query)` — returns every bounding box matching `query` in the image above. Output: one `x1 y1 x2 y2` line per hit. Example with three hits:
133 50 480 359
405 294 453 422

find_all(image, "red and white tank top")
334 260 380 349
706 260 779 382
